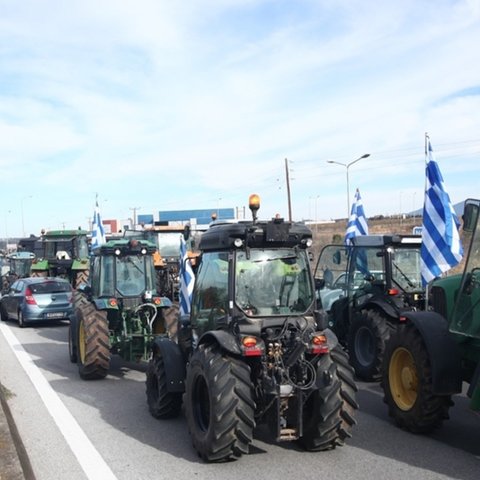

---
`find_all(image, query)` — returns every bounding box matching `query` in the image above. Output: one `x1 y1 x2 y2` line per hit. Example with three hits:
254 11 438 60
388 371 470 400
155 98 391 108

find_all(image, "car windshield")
235 248 314 316
30 281 71 294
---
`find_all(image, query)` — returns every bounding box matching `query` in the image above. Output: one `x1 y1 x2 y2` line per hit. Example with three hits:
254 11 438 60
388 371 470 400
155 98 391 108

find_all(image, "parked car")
0 277 73 327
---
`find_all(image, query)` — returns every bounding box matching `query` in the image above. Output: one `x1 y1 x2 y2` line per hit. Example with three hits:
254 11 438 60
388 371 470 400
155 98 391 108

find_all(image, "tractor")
381 198 480 432
314 235 425 381
145 195 358 462
1 251 36 294
69 238 176 380
30 229 90 288
124 223 202 300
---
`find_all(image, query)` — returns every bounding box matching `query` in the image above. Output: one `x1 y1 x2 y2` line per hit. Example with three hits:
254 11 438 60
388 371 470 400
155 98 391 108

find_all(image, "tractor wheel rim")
78 318 86 363
389 347 418 411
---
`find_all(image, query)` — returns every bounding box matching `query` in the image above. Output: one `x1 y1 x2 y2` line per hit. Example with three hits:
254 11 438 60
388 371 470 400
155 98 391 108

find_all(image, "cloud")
1 1 480 234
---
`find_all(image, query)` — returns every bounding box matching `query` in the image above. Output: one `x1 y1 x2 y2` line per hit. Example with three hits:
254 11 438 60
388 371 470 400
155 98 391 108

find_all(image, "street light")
327 153 370 219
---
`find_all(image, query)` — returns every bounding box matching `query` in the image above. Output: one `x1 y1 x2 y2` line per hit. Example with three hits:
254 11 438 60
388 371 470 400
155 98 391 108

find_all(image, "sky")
1 0 480 238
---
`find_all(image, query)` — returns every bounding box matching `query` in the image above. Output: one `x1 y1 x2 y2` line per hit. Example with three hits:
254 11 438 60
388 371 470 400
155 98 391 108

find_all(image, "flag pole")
423 132 429 308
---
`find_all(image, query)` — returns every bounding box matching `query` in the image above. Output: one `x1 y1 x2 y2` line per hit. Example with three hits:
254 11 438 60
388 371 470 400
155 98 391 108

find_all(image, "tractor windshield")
235 248 314 316
115 255 156 297
391 247 422 292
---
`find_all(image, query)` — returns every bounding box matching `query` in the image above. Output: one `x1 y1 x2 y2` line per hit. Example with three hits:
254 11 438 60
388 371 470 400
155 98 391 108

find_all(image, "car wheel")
0 304 8 322
18 310 27 328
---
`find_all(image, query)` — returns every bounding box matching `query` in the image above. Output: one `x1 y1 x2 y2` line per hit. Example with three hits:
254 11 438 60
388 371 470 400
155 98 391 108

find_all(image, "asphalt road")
0 320 479 480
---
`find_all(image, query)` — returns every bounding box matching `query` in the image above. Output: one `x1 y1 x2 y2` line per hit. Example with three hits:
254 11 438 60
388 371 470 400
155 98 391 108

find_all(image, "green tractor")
31 229 90 288
1 251 36 294
145 195 358 462
381 198 480 432
69 238 176 380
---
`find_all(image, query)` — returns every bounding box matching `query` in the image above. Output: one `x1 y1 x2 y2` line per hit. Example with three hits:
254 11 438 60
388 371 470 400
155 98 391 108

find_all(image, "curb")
0 382 35 480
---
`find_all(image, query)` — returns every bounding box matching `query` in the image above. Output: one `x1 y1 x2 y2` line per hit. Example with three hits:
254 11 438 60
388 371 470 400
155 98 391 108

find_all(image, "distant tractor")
381 198 480 432
314 235 425 381
31 229 90 288
146 195 358 462
69 238 176 380
125 224 202 300
1 251 36 294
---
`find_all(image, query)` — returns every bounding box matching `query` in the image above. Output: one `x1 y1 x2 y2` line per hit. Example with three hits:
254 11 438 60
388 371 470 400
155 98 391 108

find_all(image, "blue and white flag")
179 235 195 316
345 188 368 246
91 200 106 249
420 138 463 286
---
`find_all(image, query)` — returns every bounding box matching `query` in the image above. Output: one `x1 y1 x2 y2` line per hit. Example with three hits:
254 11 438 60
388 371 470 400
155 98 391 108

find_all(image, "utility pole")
129 207 141 229
285 158 292 221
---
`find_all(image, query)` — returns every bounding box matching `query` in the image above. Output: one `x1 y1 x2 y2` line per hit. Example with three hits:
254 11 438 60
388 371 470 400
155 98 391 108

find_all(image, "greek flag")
345 188 368 246
91 200 106 249
179 235 195 316
420 139 463 286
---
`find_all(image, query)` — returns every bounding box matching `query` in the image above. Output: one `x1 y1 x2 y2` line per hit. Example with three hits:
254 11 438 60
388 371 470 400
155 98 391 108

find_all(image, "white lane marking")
0 323 117 480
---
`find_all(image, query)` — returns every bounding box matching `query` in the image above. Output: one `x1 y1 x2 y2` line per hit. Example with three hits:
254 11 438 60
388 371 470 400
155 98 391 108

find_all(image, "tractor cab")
437 198 480 340
186 194 318 340
88 238 159 302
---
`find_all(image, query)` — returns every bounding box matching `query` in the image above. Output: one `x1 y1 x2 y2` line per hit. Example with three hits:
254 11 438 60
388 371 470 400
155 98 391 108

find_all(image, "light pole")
21 195 33 237
327 153 370 218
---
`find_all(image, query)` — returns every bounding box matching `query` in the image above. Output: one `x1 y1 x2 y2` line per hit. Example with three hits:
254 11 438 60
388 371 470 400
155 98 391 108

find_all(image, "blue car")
0 277 73 327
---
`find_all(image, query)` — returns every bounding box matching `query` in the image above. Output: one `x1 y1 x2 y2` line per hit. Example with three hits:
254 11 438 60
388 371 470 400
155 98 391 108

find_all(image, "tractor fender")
92 298 118 310
151 337 186 393
198 330 242 356
401 311 463 395
360 298 398 320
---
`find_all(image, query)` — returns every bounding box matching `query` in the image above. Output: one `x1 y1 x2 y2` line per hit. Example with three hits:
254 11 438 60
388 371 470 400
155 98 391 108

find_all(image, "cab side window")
190 252 228 331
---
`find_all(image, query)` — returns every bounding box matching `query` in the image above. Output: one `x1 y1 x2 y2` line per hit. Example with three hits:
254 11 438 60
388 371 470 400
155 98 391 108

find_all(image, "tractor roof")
352 234 422 247
199 218 313 252
42 229 89 237
91 238 157 256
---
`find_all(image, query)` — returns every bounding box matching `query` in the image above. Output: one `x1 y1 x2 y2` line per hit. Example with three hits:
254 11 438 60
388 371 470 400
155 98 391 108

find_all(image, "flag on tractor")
345 188 368 246
420 136 463 286
91 199 106 249
179 235 195 316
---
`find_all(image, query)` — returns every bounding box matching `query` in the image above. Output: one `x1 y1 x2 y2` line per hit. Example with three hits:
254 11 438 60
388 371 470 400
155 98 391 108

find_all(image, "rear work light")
387 288 400 296
240 336 264 357
310 334 329 354
25 287 37 305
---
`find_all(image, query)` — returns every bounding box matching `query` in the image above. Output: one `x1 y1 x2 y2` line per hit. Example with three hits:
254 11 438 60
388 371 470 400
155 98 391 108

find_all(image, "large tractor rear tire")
300 346 358 451
76 302 110 380
146 350 182 419
184 344 255 462
381 323 452 433
347 309 392 381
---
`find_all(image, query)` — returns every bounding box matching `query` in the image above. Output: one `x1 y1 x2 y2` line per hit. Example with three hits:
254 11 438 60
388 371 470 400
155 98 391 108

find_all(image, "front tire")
68 322 77 363
184 344 255 462
0 304 8 322
18 310 26 328
300 346 358 451
347 309 392 381
381 323 452 433
146 351 182 419
76 302 110 380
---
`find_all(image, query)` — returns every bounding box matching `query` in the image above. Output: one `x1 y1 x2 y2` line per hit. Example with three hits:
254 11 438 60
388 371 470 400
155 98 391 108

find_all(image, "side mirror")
315 278 326 290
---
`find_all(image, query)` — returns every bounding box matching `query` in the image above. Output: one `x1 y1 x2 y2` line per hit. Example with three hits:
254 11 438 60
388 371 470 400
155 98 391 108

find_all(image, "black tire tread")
185 344 255 462
347 308 392 381
76 302 110 380
146 352 182 419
